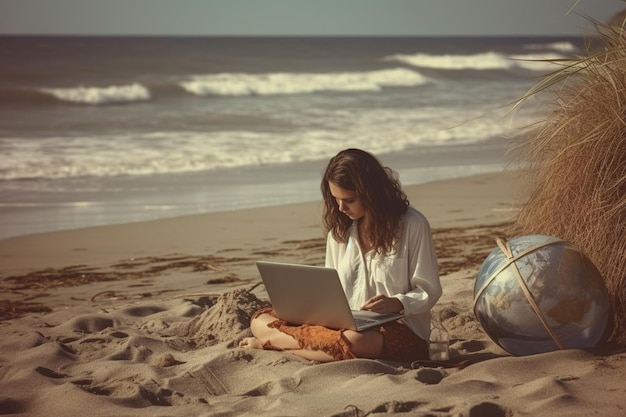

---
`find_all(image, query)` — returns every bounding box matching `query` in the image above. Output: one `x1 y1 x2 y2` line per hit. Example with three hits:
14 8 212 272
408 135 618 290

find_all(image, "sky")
0 0 624 37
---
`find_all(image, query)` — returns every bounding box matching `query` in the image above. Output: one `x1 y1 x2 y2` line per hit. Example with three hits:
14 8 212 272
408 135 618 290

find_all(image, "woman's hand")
360 295 403 314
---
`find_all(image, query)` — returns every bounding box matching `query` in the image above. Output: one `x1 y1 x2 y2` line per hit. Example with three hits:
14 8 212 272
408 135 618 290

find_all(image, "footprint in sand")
0 397 25 414
464 401 513 417
414 368 446 384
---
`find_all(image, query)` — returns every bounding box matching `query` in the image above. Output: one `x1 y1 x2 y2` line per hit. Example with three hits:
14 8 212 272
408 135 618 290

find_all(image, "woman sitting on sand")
240 148 442 362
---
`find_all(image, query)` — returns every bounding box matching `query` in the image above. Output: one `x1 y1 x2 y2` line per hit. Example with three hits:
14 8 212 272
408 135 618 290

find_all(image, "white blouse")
325 206 442 341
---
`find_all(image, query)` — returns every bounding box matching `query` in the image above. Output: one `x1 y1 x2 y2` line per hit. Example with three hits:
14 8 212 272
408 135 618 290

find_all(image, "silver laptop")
256 261 403 332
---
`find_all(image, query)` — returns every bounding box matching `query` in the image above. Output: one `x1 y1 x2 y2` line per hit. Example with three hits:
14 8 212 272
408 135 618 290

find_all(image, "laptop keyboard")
354 317 377 327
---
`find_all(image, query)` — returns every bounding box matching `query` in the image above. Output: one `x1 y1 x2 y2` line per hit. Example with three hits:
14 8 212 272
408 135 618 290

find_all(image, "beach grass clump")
512 17 626 345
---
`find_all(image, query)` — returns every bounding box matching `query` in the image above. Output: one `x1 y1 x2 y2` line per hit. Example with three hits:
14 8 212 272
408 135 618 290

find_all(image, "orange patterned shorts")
252 307 428 362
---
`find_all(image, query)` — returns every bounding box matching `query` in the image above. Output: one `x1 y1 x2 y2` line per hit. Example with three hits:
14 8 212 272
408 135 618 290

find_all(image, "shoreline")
0 170 519 275
0 138 510 241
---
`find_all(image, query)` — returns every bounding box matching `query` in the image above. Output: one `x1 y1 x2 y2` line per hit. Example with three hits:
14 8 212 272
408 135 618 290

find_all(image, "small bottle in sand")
428 311 450 361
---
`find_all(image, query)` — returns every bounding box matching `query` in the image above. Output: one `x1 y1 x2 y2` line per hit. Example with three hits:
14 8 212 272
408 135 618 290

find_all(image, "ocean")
0 36 582 240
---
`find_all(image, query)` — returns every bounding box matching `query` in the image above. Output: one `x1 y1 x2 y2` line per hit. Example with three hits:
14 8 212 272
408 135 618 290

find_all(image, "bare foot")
239 336 265 349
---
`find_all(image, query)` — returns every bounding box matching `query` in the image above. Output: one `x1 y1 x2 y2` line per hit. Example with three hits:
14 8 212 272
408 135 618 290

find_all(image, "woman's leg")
239 313 336 362
239 313 384 362
341 329 384 359
246 313 300 349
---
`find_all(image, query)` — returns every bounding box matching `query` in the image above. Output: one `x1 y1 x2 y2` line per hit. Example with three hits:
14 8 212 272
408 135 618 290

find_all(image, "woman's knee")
249 313 301 350
343 330 383 359
250 313 276 338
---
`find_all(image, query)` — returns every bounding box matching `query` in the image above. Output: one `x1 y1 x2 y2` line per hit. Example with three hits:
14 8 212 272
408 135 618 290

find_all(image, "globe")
473 235 610 356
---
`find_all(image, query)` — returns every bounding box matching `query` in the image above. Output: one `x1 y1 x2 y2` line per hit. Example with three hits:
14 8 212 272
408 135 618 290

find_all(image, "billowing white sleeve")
394 210 442 315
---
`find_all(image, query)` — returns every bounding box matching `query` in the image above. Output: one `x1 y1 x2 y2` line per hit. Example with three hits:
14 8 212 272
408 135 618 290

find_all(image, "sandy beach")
1 170 625 417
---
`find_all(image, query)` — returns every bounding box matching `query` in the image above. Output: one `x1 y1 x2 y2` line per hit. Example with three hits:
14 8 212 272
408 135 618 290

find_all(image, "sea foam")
0 102 528 181
179 68 429 96
523 41 579 53
41 83 151 104
385 51 569 72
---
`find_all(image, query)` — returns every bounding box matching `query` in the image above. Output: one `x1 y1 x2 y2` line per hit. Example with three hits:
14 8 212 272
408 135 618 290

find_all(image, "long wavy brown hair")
321 148 409 255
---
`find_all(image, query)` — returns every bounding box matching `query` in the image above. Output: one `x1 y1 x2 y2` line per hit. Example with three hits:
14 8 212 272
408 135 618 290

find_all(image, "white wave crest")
524 41 579 53
42 83 151 104
179 68 428 96
385 52 512 70
385 51 569 72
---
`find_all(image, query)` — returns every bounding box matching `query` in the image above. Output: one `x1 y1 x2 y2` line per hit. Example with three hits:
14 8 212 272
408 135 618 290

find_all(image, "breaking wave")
523 41 579 53
41 83 151 104
179 68 430 96
384 51 570 72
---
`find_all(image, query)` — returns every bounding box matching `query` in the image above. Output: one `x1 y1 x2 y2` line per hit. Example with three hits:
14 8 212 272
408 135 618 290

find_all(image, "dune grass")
511 17 626 345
